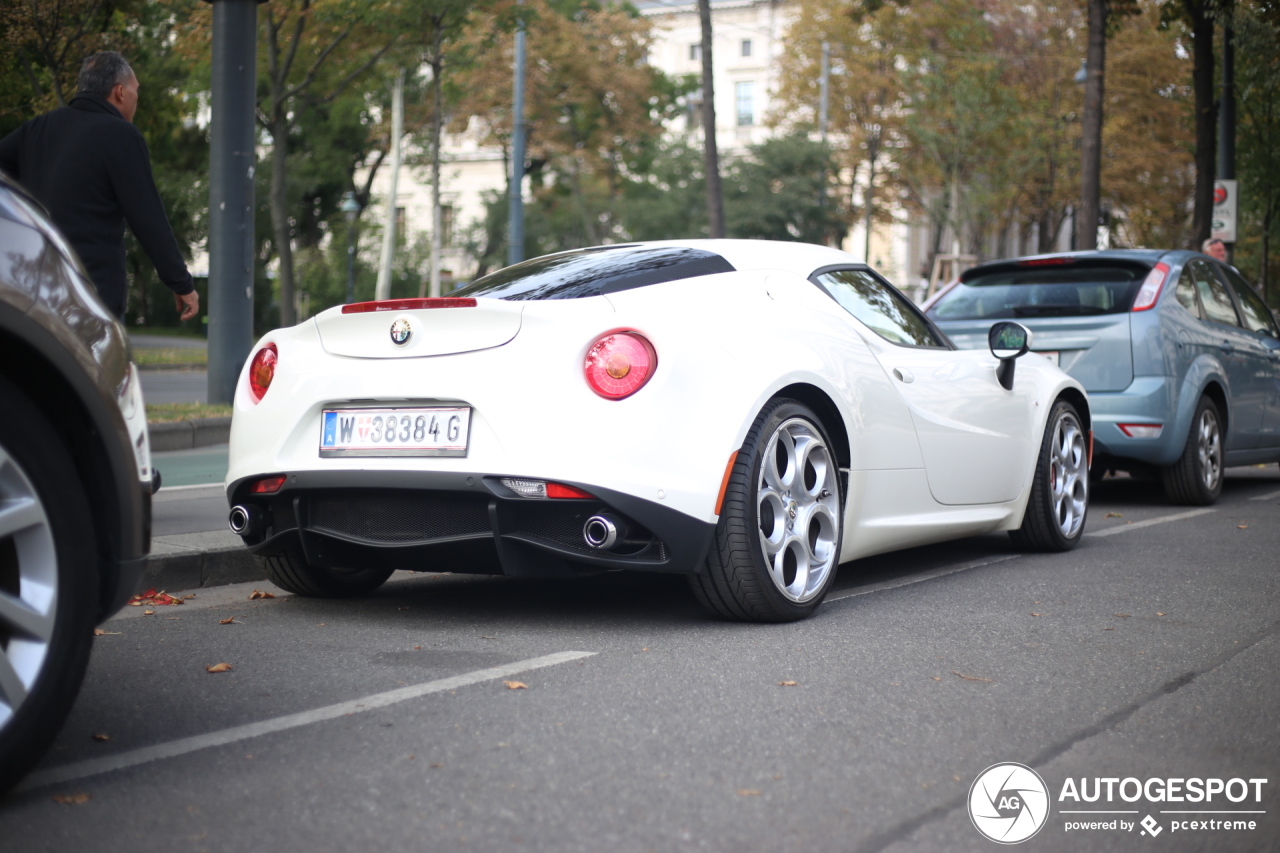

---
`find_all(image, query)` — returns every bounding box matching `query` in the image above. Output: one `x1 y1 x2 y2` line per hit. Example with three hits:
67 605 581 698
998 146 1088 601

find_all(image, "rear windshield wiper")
1012 304 1110 317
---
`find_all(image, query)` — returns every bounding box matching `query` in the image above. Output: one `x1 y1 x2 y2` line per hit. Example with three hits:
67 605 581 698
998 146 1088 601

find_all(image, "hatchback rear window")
451 245 735 301
928 264 1147 320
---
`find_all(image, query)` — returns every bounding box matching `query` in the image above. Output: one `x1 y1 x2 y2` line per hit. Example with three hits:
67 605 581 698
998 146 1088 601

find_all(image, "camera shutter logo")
389 318 412 346
968 763 1050 844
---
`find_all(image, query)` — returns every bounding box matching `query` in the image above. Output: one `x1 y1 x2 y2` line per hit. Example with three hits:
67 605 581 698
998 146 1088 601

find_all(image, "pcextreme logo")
968 763 1051 844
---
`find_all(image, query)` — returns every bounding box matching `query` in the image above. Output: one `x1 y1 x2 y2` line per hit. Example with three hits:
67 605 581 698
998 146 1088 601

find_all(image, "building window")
689 43 701 62
735 81 754 126
440 204 455 247
741 39 752 57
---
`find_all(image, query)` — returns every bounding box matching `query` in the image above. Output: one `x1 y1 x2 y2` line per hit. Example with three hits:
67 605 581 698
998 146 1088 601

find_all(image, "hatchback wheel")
1162 396 1223 505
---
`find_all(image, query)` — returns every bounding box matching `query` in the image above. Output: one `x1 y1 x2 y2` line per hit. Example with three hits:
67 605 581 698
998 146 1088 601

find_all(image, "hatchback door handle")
1219 341 1234 353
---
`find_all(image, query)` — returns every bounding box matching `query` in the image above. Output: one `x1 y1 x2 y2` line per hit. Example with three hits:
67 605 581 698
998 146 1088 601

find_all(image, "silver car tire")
0 378 98 793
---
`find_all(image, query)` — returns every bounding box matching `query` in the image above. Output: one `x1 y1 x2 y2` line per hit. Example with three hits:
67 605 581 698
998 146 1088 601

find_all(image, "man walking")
0 52 198 322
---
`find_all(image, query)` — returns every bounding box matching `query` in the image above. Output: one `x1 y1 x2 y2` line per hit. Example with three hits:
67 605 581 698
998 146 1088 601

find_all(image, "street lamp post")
342 191 360 304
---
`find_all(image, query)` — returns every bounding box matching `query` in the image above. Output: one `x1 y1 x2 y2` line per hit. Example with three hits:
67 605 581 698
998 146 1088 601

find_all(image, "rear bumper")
226 470 716 578
1088 377 1184 466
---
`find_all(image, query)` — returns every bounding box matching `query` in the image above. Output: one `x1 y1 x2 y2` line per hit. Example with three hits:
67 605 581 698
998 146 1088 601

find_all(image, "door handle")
892 367 914 384
1219 341 1234 353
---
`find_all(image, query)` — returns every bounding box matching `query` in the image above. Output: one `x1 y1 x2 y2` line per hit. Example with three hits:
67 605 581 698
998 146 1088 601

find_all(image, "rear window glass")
451 245 735 301
927 265 1146 320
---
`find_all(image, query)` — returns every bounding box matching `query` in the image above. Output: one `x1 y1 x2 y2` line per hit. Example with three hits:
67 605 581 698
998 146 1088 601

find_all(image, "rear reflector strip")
250 475 287 494
342 298 477 314
1117 423 1163 439
500 478 596 499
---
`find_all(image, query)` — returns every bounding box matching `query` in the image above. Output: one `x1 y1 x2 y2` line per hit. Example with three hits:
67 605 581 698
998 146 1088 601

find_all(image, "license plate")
1033 350 1060 366
319 407 471 457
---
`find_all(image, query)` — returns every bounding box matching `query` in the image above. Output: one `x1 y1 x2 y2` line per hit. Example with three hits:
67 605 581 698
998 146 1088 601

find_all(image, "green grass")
146 402 233 424
134 347 208 367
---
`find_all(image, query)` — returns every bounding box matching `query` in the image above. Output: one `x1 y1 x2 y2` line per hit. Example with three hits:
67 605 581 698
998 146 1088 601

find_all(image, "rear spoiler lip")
959 256 1157 284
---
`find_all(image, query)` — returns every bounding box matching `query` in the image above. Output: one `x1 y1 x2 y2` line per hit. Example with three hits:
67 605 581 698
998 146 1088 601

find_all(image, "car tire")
690 398 843 622
0 378 99 793
260 546 394 598
1161 395 1223 506
1010 399 1089 551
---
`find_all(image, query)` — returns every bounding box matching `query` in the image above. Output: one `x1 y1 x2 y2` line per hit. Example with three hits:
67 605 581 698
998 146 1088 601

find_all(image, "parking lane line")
1084 507 1216 537
15 650 595 793
827 554 1023 602
1249 489 1280 502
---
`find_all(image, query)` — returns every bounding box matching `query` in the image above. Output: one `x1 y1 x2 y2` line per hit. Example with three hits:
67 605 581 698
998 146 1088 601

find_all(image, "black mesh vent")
307 490 490 543
505 502 668 561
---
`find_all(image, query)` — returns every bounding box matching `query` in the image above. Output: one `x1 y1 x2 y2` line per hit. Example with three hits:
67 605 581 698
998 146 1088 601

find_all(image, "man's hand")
175 290 199 321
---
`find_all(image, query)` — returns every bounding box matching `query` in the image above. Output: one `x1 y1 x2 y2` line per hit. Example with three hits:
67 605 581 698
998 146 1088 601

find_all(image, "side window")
1220 265 1279 338
813 268 944 347
1189 260 1239 327
1175 267 1203 319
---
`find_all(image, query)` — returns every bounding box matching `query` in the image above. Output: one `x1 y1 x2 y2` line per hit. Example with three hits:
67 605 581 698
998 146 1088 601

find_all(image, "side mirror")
989 321 1033 390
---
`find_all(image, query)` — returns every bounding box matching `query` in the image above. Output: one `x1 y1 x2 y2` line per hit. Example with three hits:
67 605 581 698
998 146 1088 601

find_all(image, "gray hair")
1202 237 1224 252
76 52 134 100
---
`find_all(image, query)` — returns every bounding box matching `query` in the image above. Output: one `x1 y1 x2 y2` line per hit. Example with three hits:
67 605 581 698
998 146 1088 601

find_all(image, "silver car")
0 173 152 791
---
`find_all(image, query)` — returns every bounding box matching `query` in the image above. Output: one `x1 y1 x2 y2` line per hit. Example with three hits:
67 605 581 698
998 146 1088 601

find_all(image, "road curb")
142 530 265 590
149 417 232 452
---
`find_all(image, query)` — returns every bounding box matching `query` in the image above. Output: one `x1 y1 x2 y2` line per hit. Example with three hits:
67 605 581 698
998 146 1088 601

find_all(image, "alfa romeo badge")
389 317 412 345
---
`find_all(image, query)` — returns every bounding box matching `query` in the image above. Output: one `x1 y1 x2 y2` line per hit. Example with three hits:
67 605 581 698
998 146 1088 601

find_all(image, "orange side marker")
714 451 739 516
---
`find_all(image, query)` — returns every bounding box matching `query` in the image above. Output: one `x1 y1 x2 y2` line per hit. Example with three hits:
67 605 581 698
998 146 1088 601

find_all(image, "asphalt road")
139 369 207 405
2 468 1278 853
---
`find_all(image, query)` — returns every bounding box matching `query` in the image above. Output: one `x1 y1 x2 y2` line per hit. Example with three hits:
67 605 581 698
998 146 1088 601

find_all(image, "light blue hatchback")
926 250 1280 504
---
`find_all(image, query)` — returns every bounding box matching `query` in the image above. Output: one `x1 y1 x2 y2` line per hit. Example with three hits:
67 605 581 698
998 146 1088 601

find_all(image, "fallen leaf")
953 775 962 782
127 588 184 607
128 601 142 607
737 789 761 797
1115 613 1131 618
1104 627 1115 631
218 617 240 625
503 681 527 690
952 670 993 682
91 733 110 742
1238 524 1248 530
1105 512 1123 518
93 628 105 636
249 590 275 600
641 647 649 652
429 763 443 768
1156 612 1166 617
1031 613 1041 617
407 755 415 760
52 794 90 805
778 680 798 687
206 663 233 673
932 676 942 681
316 623 327 626
182 594 196 600
142 610 155 616
481 636 497 640
413 645 422 650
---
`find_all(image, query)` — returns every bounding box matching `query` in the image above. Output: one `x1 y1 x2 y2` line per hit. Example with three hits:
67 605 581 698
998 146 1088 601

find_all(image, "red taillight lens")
546 482 595 499
250 474 287 494
1017 257 1074 267
341 297 477 314
584 331 657 400
248 343 278 403
1132 262 1170 312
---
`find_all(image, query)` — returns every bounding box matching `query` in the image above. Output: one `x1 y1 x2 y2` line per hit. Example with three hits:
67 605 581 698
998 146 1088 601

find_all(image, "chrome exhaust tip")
228 504 260 536
583 514 623 550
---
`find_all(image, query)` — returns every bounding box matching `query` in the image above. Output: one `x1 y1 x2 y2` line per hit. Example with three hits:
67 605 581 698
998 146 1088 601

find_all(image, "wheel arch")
1055 386 1091 432
0 319 142 619
772 382 851 470
1200 379 1228 435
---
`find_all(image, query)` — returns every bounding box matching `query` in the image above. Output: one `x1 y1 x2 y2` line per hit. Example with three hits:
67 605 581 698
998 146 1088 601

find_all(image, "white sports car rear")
226 240 1091 622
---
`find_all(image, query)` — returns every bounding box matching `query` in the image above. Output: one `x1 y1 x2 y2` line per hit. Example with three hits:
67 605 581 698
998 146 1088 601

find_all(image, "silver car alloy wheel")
1195 408 1222 493
1049 410 1088 539
757 418 841 603
0 444 57 730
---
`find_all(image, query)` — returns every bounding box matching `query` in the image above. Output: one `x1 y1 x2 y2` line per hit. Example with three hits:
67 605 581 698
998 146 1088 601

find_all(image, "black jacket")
0 95 194 317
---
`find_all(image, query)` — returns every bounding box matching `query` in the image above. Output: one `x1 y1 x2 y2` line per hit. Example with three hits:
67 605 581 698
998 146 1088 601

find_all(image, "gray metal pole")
508 13 527 267
206 0 259 405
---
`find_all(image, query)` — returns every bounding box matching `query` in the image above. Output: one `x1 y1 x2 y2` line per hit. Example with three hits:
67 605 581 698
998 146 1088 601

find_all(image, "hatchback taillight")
584 331 657 400
1132 262 1170 312
248 343 278 403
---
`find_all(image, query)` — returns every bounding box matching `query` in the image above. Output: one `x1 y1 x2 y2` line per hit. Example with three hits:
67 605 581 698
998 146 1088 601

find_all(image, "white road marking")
1249 489 1280 502
1084 508 1217 537
156 483 224 495
827 554 1022 602
15 651 595 793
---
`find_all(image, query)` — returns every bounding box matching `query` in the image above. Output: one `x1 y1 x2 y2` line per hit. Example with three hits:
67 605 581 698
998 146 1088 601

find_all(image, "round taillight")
584 331 656 400
248 343 278 403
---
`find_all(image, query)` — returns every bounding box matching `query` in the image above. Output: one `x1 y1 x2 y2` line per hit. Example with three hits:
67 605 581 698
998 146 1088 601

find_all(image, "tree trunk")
1078 0 1106 250
429 26 444 299
269 114 296 327
697 0 724 238
1187 0 1216 248
863 131 880 261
